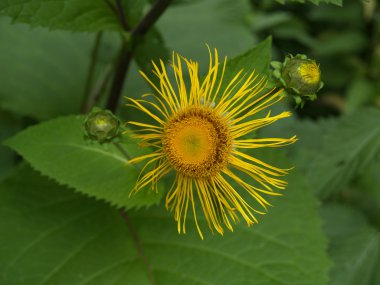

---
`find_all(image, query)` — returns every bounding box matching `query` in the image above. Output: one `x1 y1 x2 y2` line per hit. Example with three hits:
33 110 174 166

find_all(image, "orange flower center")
163 107 232 178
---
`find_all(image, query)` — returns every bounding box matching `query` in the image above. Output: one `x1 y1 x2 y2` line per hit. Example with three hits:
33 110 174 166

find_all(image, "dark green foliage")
0 0 379 284
0 163 329 285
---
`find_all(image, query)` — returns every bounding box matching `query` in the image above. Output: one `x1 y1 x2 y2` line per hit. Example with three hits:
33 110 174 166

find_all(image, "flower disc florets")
163 106 232 178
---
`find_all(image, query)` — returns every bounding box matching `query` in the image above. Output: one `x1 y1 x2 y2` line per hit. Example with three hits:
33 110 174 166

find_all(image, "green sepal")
270 61 283 69
279 78 287 87
305 94 318 101
291 87 302 95
273 69 282 79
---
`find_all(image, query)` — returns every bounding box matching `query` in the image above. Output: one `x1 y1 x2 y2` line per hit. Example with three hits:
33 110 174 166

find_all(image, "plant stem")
91 64 114 107
106 46 133 112
115 0 130 31
104 0 118 16
81 32 103 113
106 0 172 112
131 0 171 36
120 210 157 285
114 142 132 161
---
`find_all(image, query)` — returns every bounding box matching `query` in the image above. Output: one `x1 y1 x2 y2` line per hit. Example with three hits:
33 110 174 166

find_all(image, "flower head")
127 48 296 238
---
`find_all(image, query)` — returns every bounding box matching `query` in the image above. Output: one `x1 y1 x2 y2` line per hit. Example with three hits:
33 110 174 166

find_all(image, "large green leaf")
0 0 164 32
4 115 163 209
0 19 93 120
347 158 380 229
345 77 374 114
306 108 380 198
156 0 255 73
321 204 380 285
259 105 338 177
0 160 330 285
0 165 150 285
0 0 145 31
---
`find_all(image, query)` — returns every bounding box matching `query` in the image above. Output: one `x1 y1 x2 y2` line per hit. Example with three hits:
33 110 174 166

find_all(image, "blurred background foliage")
0 0 380 285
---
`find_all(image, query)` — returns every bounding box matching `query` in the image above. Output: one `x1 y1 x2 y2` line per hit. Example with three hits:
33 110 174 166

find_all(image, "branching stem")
106 0 172 112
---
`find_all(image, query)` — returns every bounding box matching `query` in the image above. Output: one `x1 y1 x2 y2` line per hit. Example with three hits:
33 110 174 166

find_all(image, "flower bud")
282 57 321 94
271 54 324 107
84 108 121 143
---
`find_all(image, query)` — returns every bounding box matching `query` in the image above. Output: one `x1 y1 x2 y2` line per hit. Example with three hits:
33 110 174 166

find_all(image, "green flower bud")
282 57 321 94
84 108 121 143
271 54 324 108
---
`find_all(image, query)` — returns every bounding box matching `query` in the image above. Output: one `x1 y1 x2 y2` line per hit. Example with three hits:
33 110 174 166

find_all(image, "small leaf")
5 115 163 209
223 37 272 81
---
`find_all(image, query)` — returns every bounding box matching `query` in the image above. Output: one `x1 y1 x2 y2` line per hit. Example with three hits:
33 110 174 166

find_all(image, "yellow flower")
127 48 297 239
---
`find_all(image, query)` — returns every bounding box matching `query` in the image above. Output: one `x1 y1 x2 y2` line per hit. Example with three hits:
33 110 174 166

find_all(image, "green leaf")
276 0 343 6
0 165 151 285
321 204 380 285
223 37 272 82
0 109 21 180
306 108 380 198
156 0 255 72
250 12 293 33
134 28 170 74
0 0 152 31
347 158 380 228
0 19 93 120
314 31 366 56
5 115 163 209
259 107 338 177
0 158 330 285
309 1 362 23
345 77 374 114
0 0 119 31
205 37 272 101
